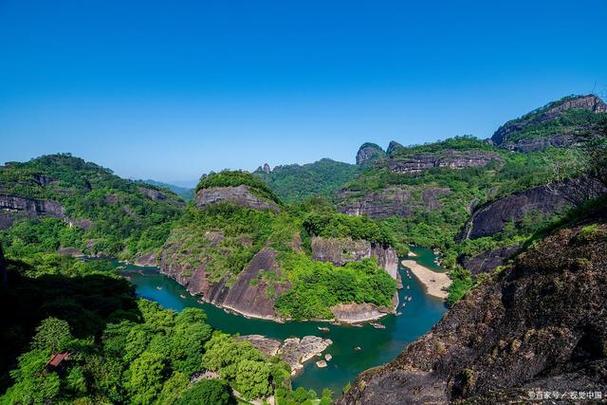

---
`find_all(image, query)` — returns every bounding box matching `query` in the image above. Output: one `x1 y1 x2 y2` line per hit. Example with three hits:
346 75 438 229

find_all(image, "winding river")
122 247 447 393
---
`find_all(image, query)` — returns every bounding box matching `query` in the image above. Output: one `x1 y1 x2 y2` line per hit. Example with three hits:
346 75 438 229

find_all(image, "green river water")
122 247 447 393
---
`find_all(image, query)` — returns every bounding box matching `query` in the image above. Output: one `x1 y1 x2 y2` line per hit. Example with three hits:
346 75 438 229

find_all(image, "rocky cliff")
458 178 605 240
356 143 386 165
491 94 607 151
337 186 450 219
160 245 289 320
387 150 500 174
195 185 280 212
458 245 521 275
0 194 65 229
339 220 607 404
310 236 399 283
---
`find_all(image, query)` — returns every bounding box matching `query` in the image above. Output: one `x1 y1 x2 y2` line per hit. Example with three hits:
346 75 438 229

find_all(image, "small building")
46 352 70 372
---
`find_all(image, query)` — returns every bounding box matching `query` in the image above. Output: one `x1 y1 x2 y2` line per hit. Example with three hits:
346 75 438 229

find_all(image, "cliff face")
356 143 386 165
160 244 288 320
491 95 607 151
459 178 606 240
195 185 280 212
458 245 521 275
310 236 399 282
337 186 449 219
387 150 500 175
339 222 607 404
0 194 65 229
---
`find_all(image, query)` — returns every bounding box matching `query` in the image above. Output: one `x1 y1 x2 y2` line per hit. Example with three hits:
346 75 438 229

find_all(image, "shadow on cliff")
0 257 141 393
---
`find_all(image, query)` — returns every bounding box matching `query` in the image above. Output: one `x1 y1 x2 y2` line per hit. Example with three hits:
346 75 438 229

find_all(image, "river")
122 247 447 394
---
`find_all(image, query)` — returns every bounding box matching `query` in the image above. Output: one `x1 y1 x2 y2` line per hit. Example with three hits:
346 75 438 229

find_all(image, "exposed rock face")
458 245 521 275
491 94 607 150
160 246 288 320
337 186 449 219
339 223 607 404
195 185 280 212
133 252 158 267
0 195 65 229
310 237 399 282
356 143 386 165
459 178 606 240
387 150 500 174
331 303 392 323
240 335 333 375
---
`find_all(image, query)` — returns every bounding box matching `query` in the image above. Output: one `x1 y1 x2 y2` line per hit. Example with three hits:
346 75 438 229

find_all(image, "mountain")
254 158 360 202
159 170 401 321
339 197 607 404
491 94 607 152
0 154 185 261
143 179 194 201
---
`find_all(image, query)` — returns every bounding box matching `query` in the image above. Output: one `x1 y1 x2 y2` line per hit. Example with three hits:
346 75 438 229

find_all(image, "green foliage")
275 254 396 320
124 351 167 404
302 211 394 247
176 379 234 405
31 318 73 353
254 158 360 202
197 170 281 204
446 267 474 306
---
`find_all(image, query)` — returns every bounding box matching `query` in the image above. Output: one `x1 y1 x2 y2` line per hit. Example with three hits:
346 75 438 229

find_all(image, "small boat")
370 322 386 329
317 326 330 332
354 346 362 351
406 285 410 290
407 296 412 302
156 286 162 290
396 311 402 316
179 294 186 299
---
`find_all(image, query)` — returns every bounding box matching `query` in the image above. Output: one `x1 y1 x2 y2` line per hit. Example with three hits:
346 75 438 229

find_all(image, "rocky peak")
356 143 386 165
386 141 404 156
262 163 271 174
491 94 607 148
195 185 280 212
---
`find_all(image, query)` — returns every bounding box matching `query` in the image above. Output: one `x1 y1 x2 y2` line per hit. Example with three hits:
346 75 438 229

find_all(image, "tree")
32 317 73 353
177 379 234 405
124 351 166 404
234 359 272 399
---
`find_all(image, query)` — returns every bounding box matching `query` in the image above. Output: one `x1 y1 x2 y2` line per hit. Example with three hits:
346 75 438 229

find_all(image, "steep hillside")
0 154 184 261
491 94 607 152
254 158 360 202
160 171 400 321
339 199 607 404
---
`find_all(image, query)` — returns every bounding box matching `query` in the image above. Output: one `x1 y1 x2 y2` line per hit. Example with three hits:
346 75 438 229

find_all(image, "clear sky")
1 0 606 184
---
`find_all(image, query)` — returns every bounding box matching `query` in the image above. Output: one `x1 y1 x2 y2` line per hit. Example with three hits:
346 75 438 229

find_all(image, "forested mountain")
1 94 606 404
254 158 360 202
0 154 185 261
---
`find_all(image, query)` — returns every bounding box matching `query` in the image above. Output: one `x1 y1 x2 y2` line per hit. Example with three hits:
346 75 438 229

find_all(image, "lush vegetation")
254 158 360 202
0 154 184 259
0 253 334 403
167 200 399 319
197 170 281 205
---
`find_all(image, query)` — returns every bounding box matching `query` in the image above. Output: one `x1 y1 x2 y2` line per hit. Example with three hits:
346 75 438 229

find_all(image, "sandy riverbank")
401 260 451 299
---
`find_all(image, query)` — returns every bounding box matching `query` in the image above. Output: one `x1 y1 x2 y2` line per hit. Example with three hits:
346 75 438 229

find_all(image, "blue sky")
1 0 606 184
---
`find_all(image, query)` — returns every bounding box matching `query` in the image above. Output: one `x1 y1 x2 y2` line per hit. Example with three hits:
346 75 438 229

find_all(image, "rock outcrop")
0 195 65 229
491 94 607 151
160 246 289 320
356 143 386 165
331 303 392 323
458 178 606 240
240 335 333 375
195 185 280 212
386 141 404 156
337 186 449 219
458 245 521 275
387 150 500 174
310 236 399 283
339 222 607 404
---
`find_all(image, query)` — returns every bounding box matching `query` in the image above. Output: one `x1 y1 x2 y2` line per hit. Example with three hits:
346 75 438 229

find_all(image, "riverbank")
401 260 451 299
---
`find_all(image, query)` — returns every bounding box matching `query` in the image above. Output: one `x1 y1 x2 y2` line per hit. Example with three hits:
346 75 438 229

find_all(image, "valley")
1 94 606 403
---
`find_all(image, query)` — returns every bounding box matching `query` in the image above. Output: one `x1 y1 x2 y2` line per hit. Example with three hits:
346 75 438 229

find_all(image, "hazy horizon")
1 0 606 182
